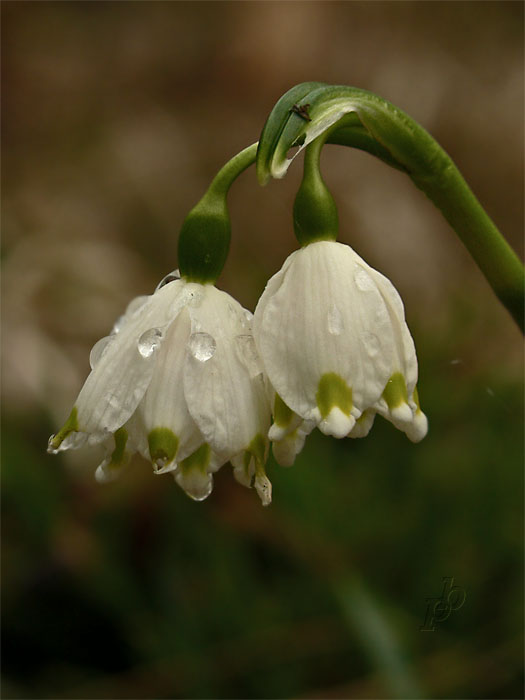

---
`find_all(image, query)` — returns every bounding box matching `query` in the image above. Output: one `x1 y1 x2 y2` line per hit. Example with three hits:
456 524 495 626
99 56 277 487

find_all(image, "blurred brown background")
2 2 523 699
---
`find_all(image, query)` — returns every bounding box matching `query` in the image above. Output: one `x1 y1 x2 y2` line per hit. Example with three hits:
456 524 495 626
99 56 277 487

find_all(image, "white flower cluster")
49 241 427 504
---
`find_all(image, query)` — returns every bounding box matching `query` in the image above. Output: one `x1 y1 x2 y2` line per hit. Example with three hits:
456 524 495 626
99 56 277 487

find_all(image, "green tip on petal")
48 406 79 453
148 427 179 467
273 394 294 428
95 427 129 483
247 433 267 465
179 442 211 476
382 372 409 410
110 427 128 466
177 443 213 502
412 386 423 412
316 372 353 419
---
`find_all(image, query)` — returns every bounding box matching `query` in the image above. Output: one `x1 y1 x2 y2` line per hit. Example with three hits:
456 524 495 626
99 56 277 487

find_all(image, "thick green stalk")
256 83 524 330
178 143 257 283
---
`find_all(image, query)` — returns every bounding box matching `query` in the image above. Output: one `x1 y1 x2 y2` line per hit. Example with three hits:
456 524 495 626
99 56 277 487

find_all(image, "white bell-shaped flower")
253 240 428 465
48 272 272 503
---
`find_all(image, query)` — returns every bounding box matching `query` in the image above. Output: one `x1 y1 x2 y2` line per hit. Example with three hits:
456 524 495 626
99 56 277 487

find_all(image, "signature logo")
420 577 466 631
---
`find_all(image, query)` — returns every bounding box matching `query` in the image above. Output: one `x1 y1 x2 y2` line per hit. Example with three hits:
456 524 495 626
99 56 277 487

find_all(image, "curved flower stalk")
48 272 272 504
253 241 427 466
257 82 524 331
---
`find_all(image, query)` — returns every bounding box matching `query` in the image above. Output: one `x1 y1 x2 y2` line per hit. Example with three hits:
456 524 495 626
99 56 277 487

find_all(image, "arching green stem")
257 83 524 331
178 143 257 283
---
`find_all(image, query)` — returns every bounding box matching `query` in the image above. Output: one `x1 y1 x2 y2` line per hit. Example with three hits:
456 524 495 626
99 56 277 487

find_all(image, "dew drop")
235 334 262 377
126 295 149 315
327 305 343 335
89 335 114 369
188 332 216 362
137 328 163 358
362 331 380 357
354 267 375 292
155 269 180 291
107 394 121 410
242 309 253 330
111 314 126 335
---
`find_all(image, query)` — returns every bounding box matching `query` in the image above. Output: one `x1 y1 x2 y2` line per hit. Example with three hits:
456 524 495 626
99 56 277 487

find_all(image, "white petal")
405 409 428 443
183 286 271 461
318 407 356 438
254 241 396 421
348 409 376 438
366 267 418 394
74 281 186 441
138 307 203 465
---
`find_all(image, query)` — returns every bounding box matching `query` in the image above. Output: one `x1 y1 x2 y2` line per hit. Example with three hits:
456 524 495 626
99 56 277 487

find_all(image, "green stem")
412 166 524 330
208 142 258 197
293 130 339 246
178 143 257 283
256 83 524 331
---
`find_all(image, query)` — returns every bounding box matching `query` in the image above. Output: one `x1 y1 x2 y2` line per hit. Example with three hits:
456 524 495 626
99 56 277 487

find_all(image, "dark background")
2 2 523 698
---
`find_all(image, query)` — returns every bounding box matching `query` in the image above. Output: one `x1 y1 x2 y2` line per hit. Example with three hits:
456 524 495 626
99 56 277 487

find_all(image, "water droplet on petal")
235 334 262 377
362 331 380 357
188 332 216 362
327 304 343 335
354 267 375 292
137 328 163 358
126 295 150 315
111 314 126 335
155 269 180 291
89 335 114 369
242 309 253 330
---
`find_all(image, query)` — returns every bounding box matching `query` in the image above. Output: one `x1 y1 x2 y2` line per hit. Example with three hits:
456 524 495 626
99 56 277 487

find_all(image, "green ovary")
148 427 179 463
316 373 353 419
383 372 408 409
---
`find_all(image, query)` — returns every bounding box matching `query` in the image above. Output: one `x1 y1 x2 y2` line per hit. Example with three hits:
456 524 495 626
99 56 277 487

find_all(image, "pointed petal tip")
390 402 414 426
348 410 376 439
255 473 272 506
175 471 213 501
405 410 429 443
318 407 355 439
95 459 121 484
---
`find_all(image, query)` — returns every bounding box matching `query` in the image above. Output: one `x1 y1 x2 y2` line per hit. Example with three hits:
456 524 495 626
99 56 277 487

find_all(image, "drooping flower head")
253 241 428 465
48 271 272 504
